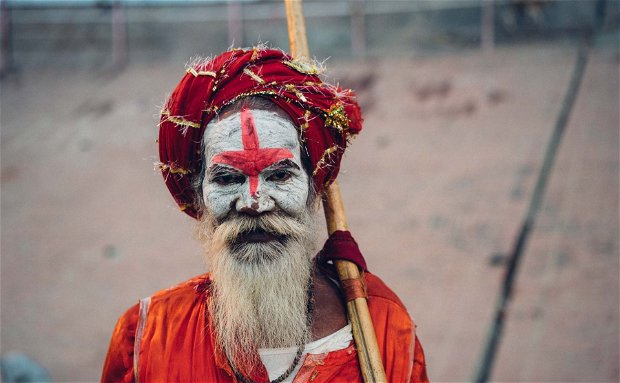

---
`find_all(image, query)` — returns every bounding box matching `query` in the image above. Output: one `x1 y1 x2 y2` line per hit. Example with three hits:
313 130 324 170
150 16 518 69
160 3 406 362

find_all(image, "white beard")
195 209 319 374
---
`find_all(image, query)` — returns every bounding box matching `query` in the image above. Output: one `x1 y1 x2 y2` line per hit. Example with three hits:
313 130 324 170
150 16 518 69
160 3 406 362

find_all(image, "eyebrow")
268 159 300 171
208 163 242 174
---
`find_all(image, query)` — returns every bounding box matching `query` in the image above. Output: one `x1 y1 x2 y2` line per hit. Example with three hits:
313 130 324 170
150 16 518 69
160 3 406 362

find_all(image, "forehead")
203 108 300 156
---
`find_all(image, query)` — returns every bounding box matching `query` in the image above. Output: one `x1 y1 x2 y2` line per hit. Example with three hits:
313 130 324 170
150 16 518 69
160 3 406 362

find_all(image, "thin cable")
473 38 591 383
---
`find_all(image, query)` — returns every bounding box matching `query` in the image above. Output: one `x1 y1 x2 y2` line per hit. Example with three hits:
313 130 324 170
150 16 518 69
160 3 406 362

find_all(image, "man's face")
202 106 310 223
197 104 317 365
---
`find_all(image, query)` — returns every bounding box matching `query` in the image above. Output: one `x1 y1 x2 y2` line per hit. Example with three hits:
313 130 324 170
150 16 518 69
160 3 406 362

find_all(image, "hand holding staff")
284 1 387 382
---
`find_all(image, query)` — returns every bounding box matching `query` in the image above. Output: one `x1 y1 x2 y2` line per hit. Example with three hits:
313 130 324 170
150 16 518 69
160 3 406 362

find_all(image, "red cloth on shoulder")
317 230 368 272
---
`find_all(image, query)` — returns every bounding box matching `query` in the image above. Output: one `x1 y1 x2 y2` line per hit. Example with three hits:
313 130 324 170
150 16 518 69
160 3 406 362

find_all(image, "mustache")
212 212 309 244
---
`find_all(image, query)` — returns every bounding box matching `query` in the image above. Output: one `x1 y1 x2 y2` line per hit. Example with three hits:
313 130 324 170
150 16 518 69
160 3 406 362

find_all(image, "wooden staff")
284 1 387 382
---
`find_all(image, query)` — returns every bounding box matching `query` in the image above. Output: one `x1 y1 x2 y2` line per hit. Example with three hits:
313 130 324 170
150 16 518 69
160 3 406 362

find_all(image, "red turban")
158 47 363 219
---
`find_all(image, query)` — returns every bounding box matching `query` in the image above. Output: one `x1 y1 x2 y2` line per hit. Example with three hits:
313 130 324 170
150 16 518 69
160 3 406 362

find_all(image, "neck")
310 266 348 341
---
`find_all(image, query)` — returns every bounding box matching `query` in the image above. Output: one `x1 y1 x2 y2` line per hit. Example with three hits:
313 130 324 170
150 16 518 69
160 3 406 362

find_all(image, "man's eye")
267 170 292 182
212 173 245 186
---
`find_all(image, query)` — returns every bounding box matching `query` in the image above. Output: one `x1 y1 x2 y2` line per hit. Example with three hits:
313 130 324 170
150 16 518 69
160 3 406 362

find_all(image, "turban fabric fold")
158 47 363 219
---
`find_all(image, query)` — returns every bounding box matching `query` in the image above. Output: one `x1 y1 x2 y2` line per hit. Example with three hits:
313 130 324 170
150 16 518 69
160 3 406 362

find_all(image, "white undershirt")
258 324 353 382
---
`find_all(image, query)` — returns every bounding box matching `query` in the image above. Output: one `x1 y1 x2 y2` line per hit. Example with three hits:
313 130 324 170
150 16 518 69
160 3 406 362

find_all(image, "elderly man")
102 47 428 383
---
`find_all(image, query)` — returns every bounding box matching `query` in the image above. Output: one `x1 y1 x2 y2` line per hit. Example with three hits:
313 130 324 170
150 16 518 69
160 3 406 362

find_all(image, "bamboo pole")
284 1 387 382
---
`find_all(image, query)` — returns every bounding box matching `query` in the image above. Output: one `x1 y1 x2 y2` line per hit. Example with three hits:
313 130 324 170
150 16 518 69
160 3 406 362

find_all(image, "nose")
235 189 275 215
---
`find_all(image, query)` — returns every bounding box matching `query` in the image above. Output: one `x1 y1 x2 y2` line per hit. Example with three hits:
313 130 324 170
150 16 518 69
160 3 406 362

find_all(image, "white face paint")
202 107 310 221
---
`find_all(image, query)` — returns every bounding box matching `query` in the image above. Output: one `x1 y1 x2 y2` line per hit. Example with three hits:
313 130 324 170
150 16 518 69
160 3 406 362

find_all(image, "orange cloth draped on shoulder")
101 271 429 383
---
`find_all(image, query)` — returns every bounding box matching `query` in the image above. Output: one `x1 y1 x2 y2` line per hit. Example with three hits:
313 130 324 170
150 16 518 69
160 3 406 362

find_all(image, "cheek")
267 175 309 216
203 185 237 220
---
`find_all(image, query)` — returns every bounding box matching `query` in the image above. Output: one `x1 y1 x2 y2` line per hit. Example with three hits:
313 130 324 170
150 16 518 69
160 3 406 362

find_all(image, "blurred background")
1 0 618 382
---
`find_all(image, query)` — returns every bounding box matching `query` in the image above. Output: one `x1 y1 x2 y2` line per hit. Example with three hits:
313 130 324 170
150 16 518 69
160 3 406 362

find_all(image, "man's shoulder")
319 263 410 314
149 273 212 302
365 272 408 311
117 273 212 323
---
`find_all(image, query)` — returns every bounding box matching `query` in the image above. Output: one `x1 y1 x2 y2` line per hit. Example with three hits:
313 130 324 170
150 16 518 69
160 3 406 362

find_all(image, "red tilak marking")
212 107 293 196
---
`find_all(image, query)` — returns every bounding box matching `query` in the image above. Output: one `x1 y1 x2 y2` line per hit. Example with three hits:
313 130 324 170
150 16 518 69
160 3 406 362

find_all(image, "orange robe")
102 271 429 383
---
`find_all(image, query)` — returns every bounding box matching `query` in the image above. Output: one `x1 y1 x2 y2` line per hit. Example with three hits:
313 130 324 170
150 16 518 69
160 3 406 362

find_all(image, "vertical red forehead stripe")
211 107 294 196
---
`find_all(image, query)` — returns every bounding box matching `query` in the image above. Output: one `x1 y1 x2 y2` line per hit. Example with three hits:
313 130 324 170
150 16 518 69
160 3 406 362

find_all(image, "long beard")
195 209 319 374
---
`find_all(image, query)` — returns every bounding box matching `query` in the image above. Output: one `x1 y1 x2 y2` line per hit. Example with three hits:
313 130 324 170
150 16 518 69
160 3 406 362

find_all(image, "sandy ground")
1 38 618 382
